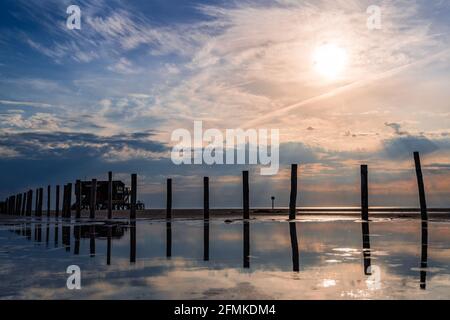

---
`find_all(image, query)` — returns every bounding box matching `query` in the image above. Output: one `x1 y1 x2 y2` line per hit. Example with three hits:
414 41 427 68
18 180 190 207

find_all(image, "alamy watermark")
66 5 81 30
66 265 81 290
171 121 279 175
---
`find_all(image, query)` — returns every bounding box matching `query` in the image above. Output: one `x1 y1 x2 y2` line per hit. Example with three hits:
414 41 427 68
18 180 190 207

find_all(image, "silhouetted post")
420 221 428 289
47 185 51 217
243 171 249 220
21 193 27 216
67 183 72 218
361 165 369 221
108 171 113 219
35 189 38 216
361 221 372 275
37 188 43 217
167 179 172 220
166 221 172 258
289 164 298 220
130 174 137 220
204 177 209 220
271 196 275 210
55 185 60 218
75 180 81 219
414 152 428 221
243 221 250 268
90 179 97 219
26 190 32 216
130 221 136 263
62 185 68 218
289 222 299 272
204 221 209 261
16 194 21 216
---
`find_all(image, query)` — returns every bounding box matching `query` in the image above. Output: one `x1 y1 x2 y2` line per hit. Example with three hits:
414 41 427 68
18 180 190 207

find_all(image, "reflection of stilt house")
74 180 145 210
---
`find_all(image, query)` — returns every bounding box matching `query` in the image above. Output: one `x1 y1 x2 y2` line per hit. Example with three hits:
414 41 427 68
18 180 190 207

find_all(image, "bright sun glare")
313 44 348 80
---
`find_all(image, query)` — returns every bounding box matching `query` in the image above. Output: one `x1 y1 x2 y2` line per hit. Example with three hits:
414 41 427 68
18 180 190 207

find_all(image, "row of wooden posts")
1 152 429 221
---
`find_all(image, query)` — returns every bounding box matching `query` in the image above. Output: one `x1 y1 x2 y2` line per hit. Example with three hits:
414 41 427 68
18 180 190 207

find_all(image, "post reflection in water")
26 223 31 241
45 223 49 246
90 225 96 257
74 225 81 255
54 223 59 247
243 221 250 269
107 227 112 265
420 221 428 290
289 222 299 272
36 224 42 243
166 220 172 258
130 221 136 264
203 221 209 261
62 225 70 252
361 221 372 275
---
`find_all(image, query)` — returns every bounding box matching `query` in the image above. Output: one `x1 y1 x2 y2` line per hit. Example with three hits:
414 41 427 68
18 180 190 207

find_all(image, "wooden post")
130 174 137 220
62 185 68 218
55 185 60 218
37 188 43 217
21 192 27 216
167 179 172 220
16 194 21 216
34 189 39 216
47 185 51 217
204 177 209 220
90 179 97 219
243 171 249 220
361 165 369 221
108 171 113 219
75 180 81 219
67 183 72 218
414 152 428 221
271 196 275 210
289 164 298 220
26 190 32 216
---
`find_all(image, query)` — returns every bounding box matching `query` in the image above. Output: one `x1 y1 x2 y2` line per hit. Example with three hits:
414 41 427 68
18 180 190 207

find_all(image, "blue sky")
1 0 450 208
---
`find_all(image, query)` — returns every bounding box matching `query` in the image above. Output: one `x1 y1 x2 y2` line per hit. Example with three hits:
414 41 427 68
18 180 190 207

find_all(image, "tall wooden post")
26 190 32 216
62 185 68 218
55 185 60 218
16 194 21 216
361 165 369 221
75 180 81 219
35 189 39 216
243 171 249 220
289 164 298 220
37 188 43 217
21 192 27 216
414 152 428 221
90 179 97 219
67 183 72 218
130 174 137 220
108 171 113 219
47 185 51 217
167 179 172 220
204 177 209 220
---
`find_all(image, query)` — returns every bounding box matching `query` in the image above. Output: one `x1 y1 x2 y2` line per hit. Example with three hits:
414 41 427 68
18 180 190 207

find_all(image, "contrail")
242 48 450 129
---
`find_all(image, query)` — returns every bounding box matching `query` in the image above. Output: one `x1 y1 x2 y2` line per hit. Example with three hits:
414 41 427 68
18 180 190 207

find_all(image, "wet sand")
2 208 450 220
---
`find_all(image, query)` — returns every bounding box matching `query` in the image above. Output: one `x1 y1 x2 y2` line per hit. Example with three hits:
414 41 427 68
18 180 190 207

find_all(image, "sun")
313 44 348 80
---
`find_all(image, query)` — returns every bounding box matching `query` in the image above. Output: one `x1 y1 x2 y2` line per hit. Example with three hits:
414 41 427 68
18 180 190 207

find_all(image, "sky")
1 0 450 208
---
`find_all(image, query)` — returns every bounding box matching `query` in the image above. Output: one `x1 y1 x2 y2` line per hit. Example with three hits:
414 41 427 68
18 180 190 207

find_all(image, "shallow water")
0 216 449 299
